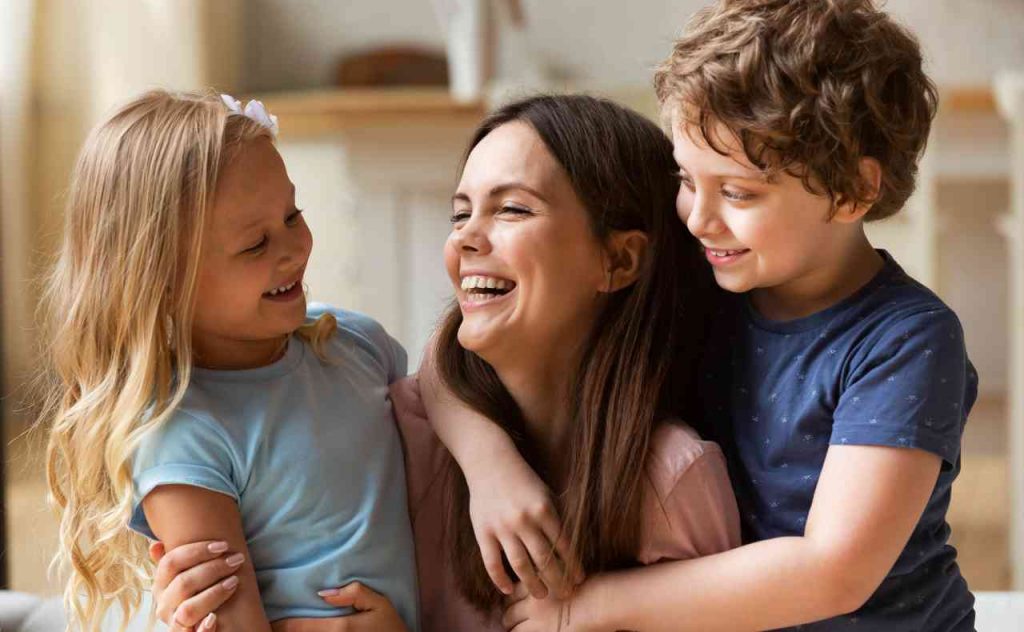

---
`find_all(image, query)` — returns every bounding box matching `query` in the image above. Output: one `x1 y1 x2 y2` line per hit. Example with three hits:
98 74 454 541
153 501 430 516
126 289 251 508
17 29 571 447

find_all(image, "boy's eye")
285 209 304 226
678 174 696 190
450 210 471 224
722 187 755 202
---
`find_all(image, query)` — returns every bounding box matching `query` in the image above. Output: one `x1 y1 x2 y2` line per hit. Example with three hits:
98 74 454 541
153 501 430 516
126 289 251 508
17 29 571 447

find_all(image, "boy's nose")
686 194 723 239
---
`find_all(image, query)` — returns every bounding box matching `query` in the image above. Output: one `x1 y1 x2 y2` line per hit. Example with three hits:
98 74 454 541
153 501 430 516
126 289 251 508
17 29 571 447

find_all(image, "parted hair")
654 0 939 220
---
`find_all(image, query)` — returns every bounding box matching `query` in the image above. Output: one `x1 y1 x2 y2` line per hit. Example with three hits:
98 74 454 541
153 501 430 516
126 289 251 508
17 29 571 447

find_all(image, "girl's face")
192 138 312 367
446 122 609 364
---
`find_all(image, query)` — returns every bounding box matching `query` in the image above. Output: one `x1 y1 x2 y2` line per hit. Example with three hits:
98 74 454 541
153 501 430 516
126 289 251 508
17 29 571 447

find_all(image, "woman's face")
446 122 610 364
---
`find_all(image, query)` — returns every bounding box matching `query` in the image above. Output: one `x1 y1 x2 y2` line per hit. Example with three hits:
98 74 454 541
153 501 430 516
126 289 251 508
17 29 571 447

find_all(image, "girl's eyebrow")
452 182 549 205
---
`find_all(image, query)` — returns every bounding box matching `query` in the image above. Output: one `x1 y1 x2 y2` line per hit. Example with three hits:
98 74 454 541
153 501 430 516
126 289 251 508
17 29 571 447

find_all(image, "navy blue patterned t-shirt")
699 251 977 631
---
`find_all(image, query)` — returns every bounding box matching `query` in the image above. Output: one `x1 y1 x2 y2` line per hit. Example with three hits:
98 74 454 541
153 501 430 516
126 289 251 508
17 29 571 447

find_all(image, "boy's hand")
467 458 581 598
501 582 602 632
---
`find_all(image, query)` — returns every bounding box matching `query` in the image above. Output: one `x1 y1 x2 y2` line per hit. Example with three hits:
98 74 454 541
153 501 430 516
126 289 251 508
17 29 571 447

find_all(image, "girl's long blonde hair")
36 90 331 631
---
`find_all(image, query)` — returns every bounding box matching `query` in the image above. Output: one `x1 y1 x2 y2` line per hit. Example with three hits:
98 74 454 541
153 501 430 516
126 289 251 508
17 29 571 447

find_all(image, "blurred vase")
433 0 490 103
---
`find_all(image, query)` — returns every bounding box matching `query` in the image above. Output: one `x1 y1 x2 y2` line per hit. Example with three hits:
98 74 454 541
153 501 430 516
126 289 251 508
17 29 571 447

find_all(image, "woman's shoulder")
645 420 727 499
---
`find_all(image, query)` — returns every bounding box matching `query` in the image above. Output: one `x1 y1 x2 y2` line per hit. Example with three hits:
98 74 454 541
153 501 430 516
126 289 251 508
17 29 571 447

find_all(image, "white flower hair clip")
221 94 279 137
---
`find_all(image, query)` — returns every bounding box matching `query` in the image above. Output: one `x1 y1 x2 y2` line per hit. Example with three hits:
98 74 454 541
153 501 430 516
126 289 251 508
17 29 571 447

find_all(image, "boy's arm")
418 354 576 598
568 444 940 632
144 485 271 632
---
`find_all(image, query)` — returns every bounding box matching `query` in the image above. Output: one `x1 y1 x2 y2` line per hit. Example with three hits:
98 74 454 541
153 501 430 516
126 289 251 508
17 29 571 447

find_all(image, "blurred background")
1 0 1022 607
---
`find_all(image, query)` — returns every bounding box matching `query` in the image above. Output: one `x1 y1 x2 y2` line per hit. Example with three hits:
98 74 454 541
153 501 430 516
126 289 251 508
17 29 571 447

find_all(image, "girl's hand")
501 582 602 632
269 583 408 632
150 540 243 631
467 456 580 599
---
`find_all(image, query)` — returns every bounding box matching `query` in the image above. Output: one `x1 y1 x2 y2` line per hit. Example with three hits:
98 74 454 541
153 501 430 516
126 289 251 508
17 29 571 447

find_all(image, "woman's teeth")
461 275 515 303
710 248 747 257
265 280 297 296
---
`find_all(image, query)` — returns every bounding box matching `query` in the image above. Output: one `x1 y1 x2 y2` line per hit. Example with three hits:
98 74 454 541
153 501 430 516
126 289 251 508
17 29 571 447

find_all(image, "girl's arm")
506 444 941 632
143 485 268 632
418 356 576 598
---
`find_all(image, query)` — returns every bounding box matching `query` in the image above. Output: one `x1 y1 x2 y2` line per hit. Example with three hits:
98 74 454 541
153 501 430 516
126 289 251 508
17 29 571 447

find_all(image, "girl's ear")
833 157 883 224
601 230 649 293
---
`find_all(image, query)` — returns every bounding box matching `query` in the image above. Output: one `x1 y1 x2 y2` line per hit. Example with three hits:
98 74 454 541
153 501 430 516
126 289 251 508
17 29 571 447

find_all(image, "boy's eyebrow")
677 162 776 184
452 182 549 205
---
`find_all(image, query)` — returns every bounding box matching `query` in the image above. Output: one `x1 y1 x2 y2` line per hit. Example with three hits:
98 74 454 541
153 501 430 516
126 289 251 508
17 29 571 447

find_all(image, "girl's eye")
723 188 755 202
285 209 304 226
450 210 471 224
244 236 268 254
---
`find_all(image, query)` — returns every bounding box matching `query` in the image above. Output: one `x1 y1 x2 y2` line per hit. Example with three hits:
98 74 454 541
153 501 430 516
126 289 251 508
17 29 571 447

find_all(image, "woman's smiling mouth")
460 274 517 305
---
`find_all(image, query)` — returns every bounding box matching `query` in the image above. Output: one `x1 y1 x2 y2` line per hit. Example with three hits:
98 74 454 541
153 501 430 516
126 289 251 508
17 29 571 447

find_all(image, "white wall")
242 0 1024 92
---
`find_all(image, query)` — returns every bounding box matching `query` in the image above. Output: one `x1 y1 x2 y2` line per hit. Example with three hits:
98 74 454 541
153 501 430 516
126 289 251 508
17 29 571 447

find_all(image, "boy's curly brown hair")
654 0 938 221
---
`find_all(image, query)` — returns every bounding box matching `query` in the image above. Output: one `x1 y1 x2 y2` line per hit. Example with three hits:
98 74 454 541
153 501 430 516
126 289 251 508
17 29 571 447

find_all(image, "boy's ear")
601 230 648 293
833 157 883 224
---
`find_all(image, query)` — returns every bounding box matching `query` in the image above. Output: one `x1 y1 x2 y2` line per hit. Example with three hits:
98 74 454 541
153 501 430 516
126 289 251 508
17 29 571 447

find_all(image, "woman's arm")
505 444 940 632
142 485 267 632
418 354 577 597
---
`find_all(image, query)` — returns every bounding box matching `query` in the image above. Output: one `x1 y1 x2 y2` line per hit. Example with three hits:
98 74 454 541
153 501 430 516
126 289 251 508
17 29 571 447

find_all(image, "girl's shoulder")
305 303 407 379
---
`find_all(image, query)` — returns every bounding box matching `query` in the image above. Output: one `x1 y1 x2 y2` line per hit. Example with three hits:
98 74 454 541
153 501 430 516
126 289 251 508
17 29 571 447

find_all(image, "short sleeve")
129 411 242 539
832 308 975 467
659 449 742 558
310 303 408 382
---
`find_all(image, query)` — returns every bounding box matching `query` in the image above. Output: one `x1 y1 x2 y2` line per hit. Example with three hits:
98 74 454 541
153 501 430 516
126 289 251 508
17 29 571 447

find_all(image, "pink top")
390 378 741 632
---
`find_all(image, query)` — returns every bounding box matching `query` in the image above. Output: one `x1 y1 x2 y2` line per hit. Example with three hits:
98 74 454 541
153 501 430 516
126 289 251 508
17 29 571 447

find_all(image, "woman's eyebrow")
452 182 549 205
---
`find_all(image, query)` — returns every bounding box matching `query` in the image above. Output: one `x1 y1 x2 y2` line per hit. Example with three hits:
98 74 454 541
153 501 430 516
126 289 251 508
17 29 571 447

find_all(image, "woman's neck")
490 343 582 489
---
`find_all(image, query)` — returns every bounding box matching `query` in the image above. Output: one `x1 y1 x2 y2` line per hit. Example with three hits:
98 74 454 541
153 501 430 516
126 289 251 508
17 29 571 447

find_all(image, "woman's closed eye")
450 209 471 224
499 204 533 217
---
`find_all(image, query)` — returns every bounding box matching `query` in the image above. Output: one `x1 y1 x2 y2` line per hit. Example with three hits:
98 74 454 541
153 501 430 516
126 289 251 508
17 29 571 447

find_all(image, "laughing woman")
146 95 740 632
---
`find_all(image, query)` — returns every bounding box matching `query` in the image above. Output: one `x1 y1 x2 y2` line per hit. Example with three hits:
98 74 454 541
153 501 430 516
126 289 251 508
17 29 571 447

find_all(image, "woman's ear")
833 157 883 224
602 230 649 293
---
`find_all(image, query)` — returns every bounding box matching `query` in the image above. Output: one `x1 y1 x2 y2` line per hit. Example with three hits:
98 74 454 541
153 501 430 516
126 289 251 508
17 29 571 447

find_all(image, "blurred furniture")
0 590 1020 631
336 47 448 87
996 73 1024 591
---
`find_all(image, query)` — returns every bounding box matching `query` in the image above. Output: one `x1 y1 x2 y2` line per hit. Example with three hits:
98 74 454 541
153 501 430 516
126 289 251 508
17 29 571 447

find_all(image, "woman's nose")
451 216 491 255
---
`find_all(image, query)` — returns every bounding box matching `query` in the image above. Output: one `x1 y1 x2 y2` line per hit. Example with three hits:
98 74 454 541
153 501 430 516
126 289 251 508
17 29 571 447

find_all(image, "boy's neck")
750 231 884 322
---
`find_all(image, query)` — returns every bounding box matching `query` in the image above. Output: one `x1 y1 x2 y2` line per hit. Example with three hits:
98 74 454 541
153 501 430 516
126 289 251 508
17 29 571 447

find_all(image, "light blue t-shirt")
130 305 419 629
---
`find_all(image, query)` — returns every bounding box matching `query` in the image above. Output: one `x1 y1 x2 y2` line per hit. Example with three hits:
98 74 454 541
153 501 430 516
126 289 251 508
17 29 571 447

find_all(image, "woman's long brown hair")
434 94 716 612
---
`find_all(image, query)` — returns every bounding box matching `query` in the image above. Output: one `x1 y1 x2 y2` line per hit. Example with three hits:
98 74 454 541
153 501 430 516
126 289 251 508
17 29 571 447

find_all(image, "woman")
143 95 740 632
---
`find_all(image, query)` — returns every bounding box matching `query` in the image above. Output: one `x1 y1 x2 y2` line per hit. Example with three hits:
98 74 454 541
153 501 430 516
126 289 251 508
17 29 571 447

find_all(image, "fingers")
154 541 231 595
501 596 529 630
157 553 244 625
318 582 387 611
519 528 567 599
169 576 239 628
149 541 166 564
500 536 546 599
478 533 516 595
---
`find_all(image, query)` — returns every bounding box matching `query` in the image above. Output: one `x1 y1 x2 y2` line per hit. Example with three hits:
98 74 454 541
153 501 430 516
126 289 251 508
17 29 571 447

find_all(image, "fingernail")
222 576 239 591
202 613 217 629
208 541 229 554
225 553 245 567
318 588 340 597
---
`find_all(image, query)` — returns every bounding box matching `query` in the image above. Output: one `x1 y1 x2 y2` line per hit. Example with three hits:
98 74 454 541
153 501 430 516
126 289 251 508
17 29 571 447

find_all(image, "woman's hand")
149 540 243 631
271 583 408 632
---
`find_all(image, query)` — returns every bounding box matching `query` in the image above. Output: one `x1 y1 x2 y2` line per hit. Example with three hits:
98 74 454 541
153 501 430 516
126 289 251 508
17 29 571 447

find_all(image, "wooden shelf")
255 88 487 138
942 86 997 114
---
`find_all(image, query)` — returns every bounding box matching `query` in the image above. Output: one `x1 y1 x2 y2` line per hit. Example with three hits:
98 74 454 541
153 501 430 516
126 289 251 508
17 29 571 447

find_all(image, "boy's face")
671 117 848 300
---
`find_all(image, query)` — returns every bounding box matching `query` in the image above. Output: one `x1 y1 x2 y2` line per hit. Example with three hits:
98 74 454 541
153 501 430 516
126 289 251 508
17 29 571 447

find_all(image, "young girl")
38 91 417 632
145 95 741 632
